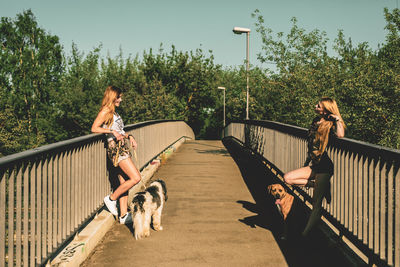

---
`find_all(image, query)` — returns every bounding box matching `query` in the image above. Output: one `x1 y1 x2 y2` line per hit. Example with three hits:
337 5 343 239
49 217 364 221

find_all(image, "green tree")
57 44 105 139
0 10 64 155
251 8 400 148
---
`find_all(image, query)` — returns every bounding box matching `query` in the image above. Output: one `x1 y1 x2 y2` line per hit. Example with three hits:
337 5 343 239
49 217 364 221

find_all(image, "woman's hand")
327 114 340 122
129 135 137 149
328 115 345 138
112 130 124 141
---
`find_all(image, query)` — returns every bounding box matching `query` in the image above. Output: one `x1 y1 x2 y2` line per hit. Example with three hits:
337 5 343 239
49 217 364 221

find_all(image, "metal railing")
0 120 195 266
224 120 400 267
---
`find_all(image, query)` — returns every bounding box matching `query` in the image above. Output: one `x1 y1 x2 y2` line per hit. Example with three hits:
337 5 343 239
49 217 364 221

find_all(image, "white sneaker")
119 213 133 224
104 195 118 216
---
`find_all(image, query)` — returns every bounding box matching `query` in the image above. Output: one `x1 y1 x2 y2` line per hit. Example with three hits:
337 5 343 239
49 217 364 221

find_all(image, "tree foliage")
0 10 63 155
1 8 399 156
251 8 400 148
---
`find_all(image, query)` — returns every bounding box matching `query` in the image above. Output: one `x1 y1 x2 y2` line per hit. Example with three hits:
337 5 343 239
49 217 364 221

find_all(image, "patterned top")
102 112 125 141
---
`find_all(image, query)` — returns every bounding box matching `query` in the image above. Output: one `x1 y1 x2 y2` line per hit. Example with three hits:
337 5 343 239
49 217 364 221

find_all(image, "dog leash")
275 200 284 218
132 147 147 190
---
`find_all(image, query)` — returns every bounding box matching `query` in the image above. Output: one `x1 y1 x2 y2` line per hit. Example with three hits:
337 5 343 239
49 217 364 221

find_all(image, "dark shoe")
324 182 332 204
325 187 331 204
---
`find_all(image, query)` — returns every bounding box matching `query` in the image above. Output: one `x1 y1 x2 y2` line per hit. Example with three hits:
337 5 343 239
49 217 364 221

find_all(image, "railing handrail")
0 119 184 168
233 119 400 159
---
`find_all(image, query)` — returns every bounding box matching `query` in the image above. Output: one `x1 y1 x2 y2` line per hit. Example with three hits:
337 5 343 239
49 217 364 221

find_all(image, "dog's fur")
129 179 168 240
267 183 296 240
268 183 294 220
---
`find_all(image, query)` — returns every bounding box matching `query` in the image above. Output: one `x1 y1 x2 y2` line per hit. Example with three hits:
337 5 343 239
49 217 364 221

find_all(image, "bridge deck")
81 140 343 266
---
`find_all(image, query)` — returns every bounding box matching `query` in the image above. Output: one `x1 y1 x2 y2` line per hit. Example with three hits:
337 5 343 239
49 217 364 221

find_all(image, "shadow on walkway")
222 137 353 267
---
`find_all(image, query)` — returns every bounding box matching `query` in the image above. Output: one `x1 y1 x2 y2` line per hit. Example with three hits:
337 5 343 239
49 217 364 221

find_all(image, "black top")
306 116 336 165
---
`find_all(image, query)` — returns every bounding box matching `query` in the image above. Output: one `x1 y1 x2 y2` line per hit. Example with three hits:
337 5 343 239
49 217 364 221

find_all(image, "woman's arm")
91 109 124 140
328 114 345 138
335 120 345 138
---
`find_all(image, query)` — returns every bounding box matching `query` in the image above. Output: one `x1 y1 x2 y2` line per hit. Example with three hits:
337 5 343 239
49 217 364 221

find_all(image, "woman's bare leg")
117 174 129 216
110 158 141 203
283 166 313 186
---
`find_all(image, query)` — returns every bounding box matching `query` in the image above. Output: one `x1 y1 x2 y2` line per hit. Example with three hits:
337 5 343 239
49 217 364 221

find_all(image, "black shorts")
310 152 334 175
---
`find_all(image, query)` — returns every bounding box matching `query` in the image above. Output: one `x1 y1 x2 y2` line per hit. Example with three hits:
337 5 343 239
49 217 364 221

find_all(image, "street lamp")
218 86 226 128
233 26 250 120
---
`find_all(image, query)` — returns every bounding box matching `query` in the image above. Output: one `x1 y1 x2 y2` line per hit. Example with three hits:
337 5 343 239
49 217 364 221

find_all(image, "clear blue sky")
1 0 398 69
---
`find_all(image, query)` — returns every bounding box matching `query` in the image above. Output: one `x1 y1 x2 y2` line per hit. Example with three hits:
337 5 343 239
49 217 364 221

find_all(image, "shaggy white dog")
129 179 168 240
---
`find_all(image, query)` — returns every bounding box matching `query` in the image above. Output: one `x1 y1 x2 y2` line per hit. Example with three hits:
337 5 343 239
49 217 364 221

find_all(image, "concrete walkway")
81 140 288 266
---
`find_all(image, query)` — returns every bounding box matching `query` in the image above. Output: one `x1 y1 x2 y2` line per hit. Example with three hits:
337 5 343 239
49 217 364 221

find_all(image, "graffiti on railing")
52 242 85 264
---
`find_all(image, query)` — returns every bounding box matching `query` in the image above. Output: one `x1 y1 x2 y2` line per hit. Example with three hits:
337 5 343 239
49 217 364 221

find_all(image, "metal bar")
357 153 363 240
47 156 53 255
348 151 354 232
42 158 48 260
89 144 93 212
0 169 5 266
16 164 22 266
57 153 62 245
30 161 36 267
374 158 380 254
363 155 368 245
387 162 394 266
53 154 59 248
85 145 89 219
78 146 83 225
394 163 400 267
380 161 386 261
66 150 71 237
23 164 29 266
8 168 15 267
72 148 77 231
368 158 374 250
340 149 345 225
333 147 338 220
36 160 42 264
344 150 349 229
62 152 67 240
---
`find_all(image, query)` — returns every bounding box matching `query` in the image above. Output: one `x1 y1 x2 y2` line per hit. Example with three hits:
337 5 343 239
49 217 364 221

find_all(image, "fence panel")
224 120 400 267
0 120 194 266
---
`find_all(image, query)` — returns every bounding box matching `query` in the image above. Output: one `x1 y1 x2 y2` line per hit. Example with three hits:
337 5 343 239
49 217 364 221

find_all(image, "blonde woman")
284 97 345 236
91 86 141 224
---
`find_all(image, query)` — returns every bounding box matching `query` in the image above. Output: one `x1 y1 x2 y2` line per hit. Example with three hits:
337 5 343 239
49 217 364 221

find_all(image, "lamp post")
218 86 226 128
233 26 250 120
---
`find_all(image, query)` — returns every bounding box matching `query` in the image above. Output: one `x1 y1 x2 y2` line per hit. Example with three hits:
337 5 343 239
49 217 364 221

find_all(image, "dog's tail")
153 179 168 201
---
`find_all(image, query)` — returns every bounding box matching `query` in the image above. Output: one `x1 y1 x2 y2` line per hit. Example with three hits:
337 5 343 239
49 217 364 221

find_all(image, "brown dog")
267 184 294 220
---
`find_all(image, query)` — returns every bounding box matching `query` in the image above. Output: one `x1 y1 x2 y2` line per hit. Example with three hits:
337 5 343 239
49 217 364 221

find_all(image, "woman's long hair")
100 86 122 127
315 97 346 157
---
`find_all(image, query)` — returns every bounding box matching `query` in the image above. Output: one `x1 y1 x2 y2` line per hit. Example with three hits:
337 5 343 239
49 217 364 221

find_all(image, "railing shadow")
222 137 354 267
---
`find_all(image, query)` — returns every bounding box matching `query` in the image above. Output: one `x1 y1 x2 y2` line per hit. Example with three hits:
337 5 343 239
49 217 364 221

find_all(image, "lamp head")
233 27 251 34
218 86 226 90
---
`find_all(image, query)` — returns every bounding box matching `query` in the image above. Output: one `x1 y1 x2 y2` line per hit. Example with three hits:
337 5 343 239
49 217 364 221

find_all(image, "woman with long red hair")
91 86 141 224
284 97 345 236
